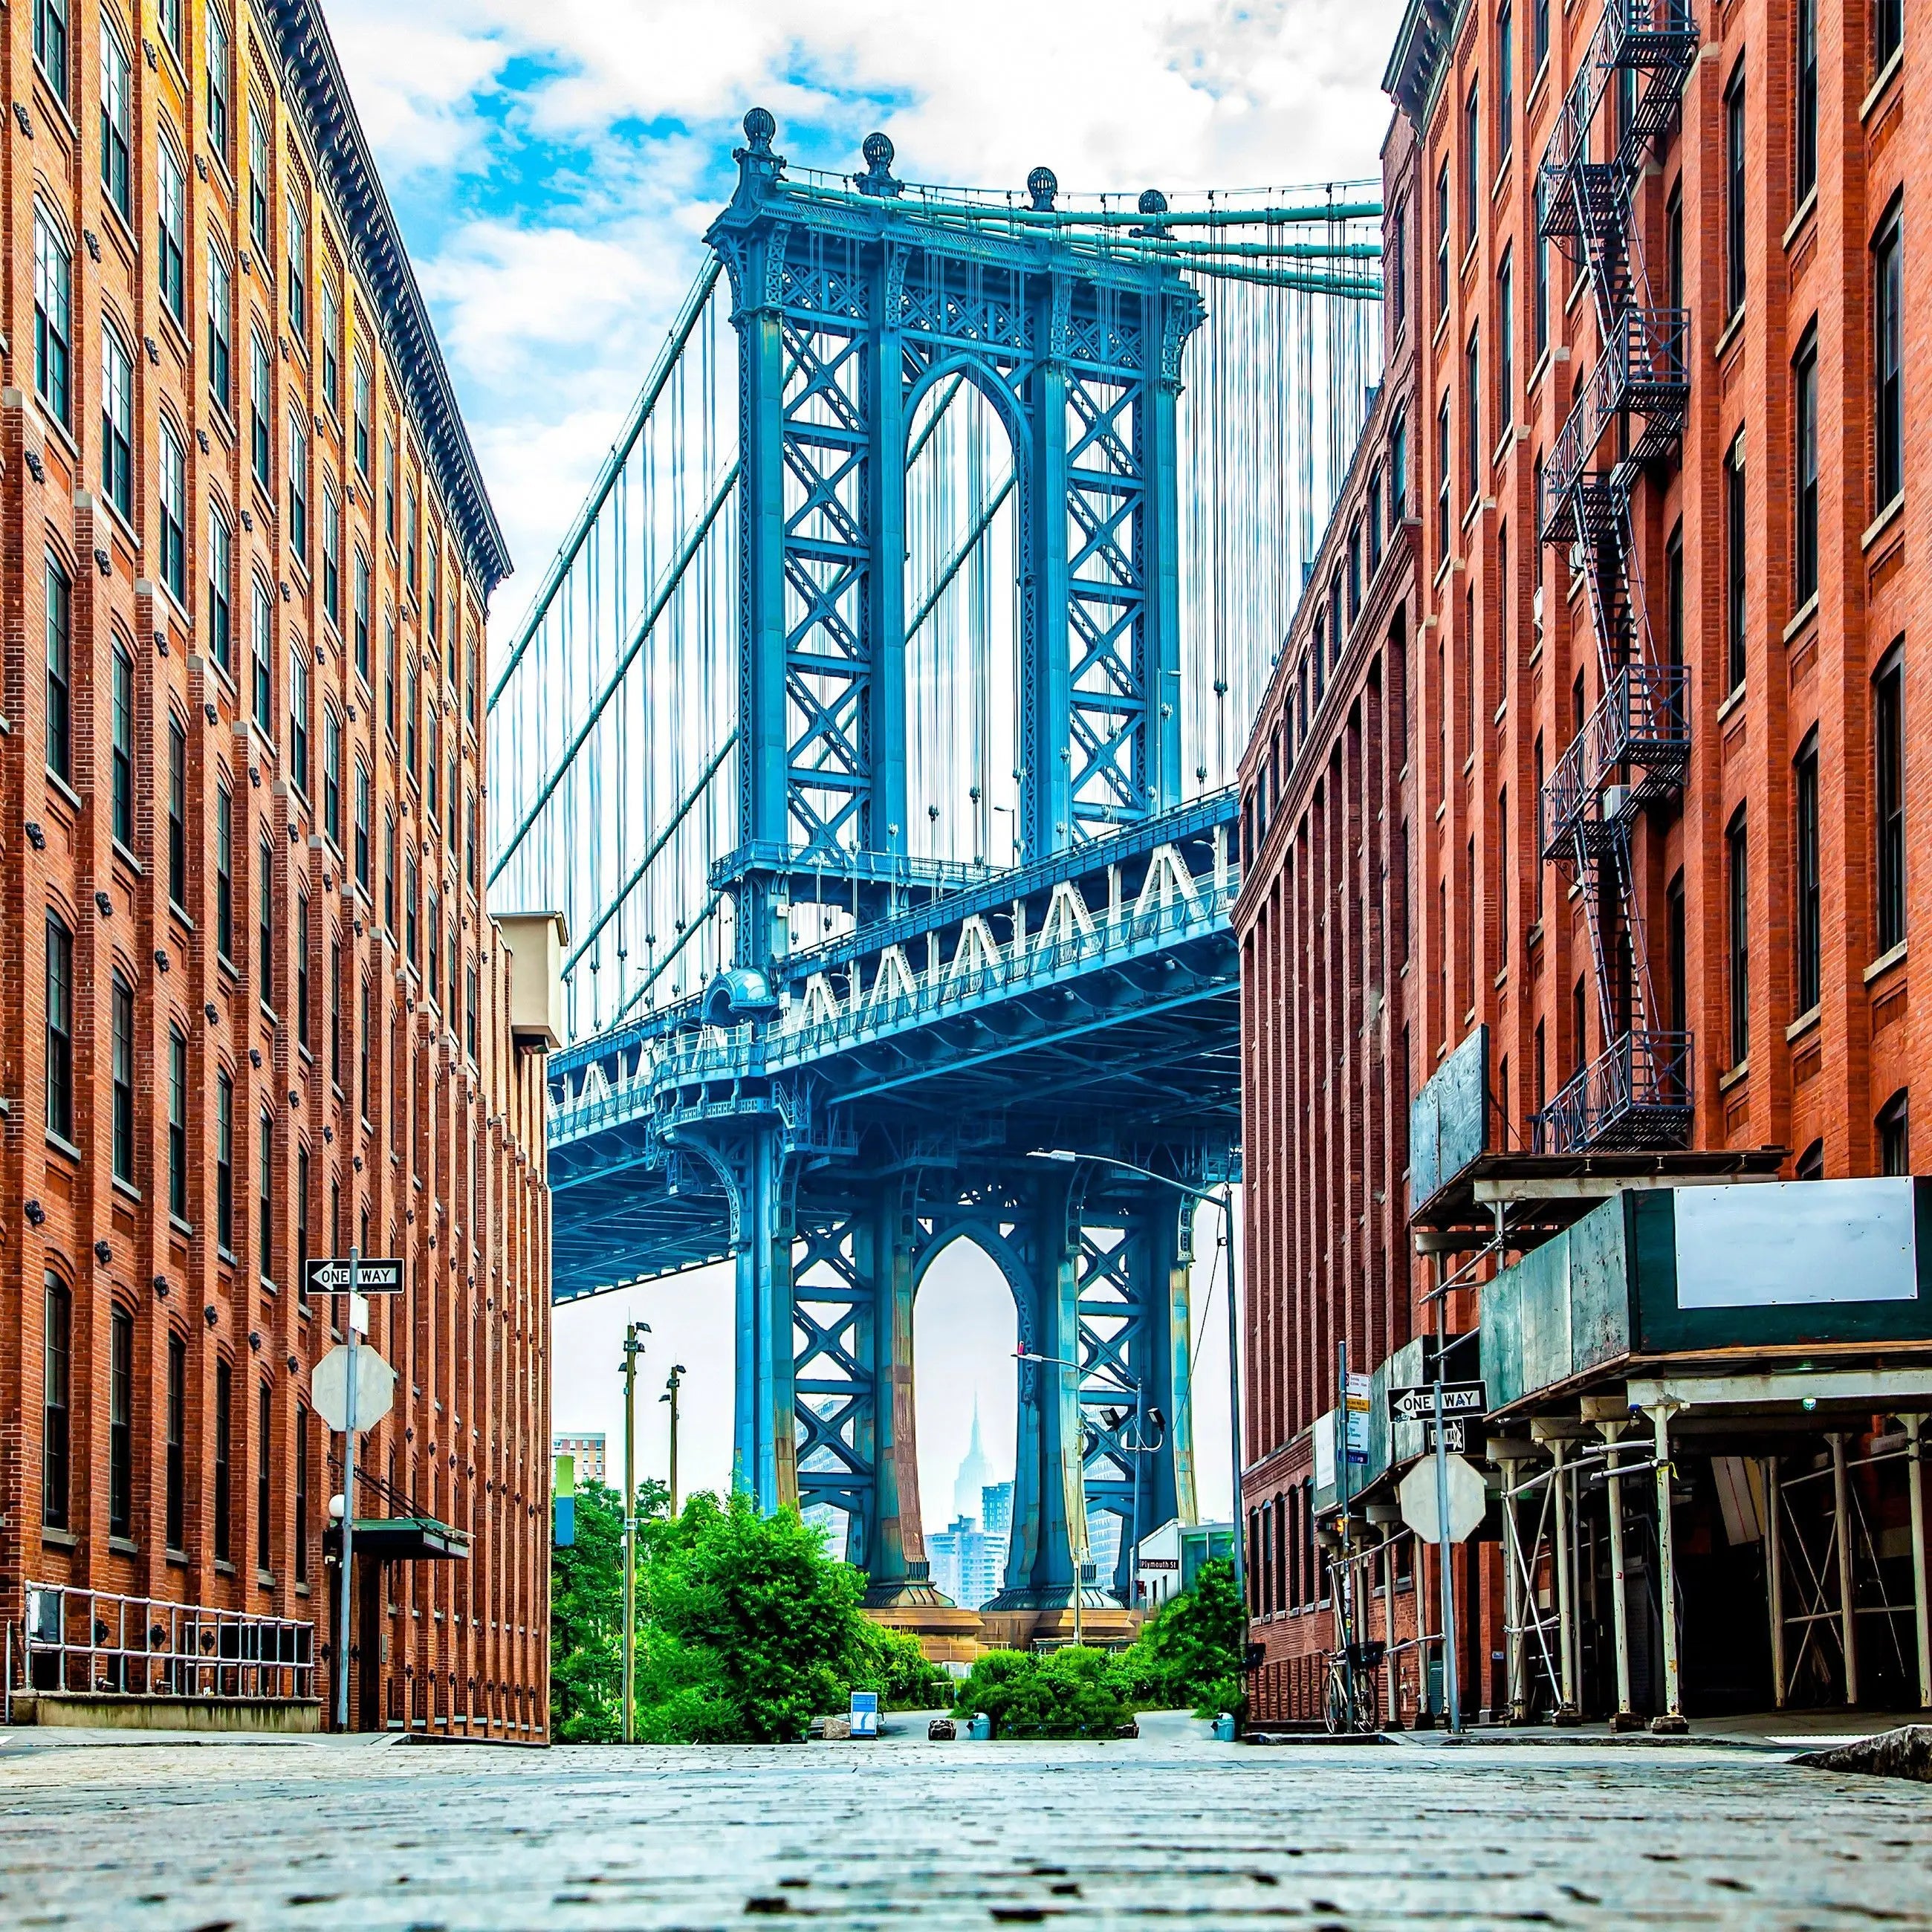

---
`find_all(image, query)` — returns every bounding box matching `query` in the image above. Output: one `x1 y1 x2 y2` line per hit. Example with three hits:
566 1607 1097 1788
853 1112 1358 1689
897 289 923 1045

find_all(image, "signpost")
314 1250 401 1731
1389 1381 1486 1423
1397 1451 1488 1546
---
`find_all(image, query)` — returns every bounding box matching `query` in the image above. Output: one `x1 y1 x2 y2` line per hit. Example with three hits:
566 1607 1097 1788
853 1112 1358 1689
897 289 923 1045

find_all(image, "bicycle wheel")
1323 1667 1346 1736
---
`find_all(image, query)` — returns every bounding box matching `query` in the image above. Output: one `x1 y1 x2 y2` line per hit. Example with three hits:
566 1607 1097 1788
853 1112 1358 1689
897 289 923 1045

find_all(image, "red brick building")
1239 0 1932 1726
1 0 554 1733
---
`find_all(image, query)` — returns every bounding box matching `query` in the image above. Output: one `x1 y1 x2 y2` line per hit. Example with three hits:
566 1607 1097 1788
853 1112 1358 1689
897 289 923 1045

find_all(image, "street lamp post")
1034 1151 1244 1610
660 1364 687 1519
620 1320 650 1743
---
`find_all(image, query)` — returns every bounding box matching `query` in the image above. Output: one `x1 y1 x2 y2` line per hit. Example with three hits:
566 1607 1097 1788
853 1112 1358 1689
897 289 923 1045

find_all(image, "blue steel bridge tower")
528 114 1384 1613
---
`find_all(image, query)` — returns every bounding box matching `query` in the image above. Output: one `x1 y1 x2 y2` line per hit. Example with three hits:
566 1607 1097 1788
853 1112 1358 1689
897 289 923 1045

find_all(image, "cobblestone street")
1 1721 1928 1929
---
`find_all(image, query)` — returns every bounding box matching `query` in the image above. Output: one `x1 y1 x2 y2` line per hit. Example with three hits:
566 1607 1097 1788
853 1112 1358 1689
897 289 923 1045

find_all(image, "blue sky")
322 0 1400 1514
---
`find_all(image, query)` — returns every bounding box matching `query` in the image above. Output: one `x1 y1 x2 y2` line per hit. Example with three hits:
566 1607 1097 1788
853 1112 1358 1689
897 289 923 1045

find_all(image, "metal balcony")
1539 0 1700 198
1539 665 1690 863
1531 1028 1694 1154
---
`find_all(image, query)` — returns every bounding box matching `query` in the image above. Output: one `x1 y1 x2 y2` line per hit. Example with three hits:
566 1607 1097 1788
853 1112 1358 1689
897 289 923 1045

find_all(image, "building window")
1725 65 1746 318
216 1070 236 1253
1497 248 1514 435
168 714 187 907
1532 177 1551 362
1728 810 1749 1066
1794 333 1818 606
1389 202 1406 331
330 939 343 1089
1390 407 1407 523
256 1380 273 1574
1795 736 1821 1015
1531 0 1549 68
1435 162 1450 317
355 762 372 890
1436 396 1451 560
253 577 274 733
100 21 133 215
157 137 186 325
207 7 231 158
1367 470 1384 574
208 243 233 412
42 1274 71 1529
1497 1 1514 159
1879 1092 1910 1177
1725 437 1746 693
160 419 187 603
111 646 135 849
1465 329 1481 503
289 410 308 563
386 617 399 739
321 278 341 415
406 856 421 967
33 0 68 100
111 972 136 1184
166 1331 187 1551
354 549 372 680
169 1025 189 1220
360 976 373 1120
296 1144 311 1306
294 1406 310 1585
210 505 234 673
214 1358 233 1560
322 479 341 628
45 551 72 786
297 894 312 1051
1666 870 1687 1037
290 642 310 794
354 355 373 479
215 783 235 960
1874 200 1904 513
286 194 307 337
102 325 134 517
1874 0 1902 74
248 97 270 256
258 1111 274 1283
1497 786 1509 970
1462 80 1479 241
45 912 73 1141
156 0 181 55
1876 652 1906 953
259 833 275 1008
33 208 72 427
250 332 272 489
383 816 396 932
324 711 343 846
1795 0 1818 202
1665 522 1685 671
109 1304 134 1540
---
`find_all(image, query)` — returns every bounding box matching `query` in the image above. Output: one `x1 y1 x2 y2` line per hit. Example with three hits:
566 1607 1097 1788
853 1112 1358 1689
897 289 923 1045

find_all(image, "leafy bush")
549 1477 668 1743
952 1644 1134 1740
1115 1557 1245 1716
855 1620 956 1711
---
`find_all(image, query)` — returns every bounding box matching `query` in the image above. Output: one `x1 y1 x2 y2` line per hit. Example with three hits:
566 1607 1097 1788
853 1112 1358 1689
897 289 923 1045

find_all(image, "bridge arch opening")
912 1231 1020 1610
904 370 1022 875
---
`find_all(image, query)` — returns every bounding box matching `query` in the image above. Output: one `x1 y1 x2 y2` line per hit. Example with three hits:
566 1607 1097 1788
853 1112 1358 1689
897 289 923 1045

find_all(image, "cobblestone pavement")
1 1720 1928 1929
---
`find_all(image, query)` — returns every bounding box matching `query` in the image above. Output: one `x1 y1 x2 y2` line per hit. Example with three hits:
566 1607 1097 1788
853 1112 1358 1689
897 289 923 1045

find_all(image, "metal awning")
325 1517 470 1563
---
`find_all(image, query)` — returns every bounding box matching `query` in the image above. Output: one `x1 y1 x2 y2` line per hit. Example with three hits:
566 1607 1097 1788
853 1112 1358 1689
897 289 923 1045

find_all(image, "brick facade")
1 0 552 1734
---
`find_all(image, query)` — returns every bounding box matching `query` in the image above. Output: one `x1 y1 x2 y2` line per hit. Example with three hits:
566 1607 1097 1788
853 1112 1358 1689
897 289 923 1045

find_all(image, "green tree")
853 1619 956 1711
1114 1557 1245 1715
548 1476 670 1743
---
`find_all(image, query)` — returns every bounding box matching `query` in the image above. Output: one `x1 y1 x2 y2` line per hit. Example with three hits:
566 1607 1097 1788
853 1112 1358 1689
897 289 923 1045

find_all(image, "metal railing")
19 1582 315 1704
1539 664 1690 862
1531 1029 1693 1154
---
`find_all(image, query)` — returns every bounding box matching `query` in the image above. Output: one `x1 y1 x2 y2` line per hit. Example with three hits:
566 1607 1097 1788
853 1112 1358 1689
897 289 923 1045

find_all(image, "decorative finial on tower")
731 108 786 203
742 106 777 152
857 131 902 198
1132 188 1169 238
1027 165 1058 213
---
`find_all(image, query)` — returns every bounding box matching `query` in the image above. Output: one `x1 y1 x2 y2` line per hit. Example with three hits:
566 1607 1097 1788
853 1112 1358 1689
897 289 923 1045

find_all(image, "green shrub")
1115 1557 1245 1716
952 1644 1134 1740
855 1621 956 1711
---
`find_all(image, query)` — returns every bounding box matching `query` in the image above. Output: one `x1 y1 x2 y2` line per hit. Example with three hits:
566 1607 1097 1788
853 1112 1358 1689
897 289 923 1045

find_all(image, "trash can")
967 1712 993 1740
1211 1712 1236 1743
850 1690 879 1739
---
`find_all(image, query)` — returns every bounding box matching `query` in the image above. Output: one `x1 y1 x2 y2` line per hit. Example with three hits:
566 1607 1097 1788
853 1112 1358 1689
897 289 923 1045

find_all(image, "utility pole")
621 1320 650 1744
661 1364 686 1518
335 1246 360 1732
1431 1256 1462 1735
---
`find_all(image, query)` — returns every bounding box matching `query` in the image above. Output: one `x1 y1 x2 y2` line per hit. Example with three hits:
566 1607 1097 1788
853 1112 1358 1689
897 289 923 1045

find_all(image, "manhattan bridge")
490 111 1383 1615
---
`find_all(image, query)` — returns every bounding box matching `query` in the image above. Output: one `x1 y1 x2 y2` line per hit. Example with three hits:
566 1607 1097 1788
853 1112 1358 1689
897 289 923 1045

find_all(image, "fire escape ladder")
1531 0 1698 1155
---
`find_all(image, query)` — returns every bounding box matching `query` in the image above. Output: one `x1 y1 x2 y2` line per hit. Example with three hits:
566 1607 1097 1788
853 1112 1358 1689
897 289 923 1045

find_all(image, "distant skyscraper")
981 1482 1013 1543
930 1514 1002 1610
1086 1511 1122 1593
953 1400 998 1521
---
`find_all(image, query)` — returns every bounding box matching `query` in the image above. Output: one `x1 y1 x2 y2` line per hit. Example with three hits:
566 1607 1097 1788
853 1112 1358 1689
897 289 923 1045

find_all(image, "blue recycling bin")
849 1690 879 1738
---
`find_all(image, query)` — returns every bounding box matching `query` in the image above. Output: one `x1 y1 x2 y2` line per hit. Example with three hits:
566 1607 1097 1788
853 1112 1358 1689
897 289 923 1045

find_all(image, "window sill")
46 767 85 817
109 1536 139 1556
1460 233 1481 283
42 1528 80 1549
1783 594 1820 645
1716 682 1747 725
1712 306 1745 364
170 1213 194 1239
1862 494 1905 554
112 839 145 878
1861 46 1905 125
166 1547 189 1566
256 1570 276 1589
218 1245 240 1268
45 1129 82 1167
1781 186 1819 255
1864 941 1907 988
1717 1059 1750 1095
215 1559 236 1577
113 1174 142 1205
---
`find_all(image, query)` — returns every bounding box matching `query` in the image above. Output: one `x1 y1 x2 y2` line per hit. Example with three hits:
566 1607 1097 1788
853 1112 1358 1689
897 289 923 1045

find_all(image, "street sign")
1398 1452 1487 1544
1419 1417 1469 1454
304 1257 404 1296
1343 1370 1371 1463
311 1342 396 1434
1388 1381 1486 1423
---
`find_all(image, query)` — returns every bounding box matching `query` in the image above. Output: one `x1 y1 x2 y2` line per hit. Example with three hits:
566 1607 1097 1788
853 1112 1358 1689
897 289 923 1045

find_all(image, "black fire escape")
1534 0 1699 1154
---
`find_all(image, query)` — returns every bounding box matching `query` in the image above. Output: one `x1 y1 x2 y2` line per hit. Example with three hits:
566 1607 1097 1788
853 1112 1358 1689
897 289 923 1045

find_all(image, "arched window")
42 1271 73 1529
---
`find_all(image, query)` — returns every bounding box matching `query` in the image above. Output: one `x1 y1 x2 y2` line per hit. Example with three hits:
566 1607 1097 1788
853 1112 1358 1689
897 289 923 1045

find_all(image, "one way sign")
303 1257 405 1296
1388 1381 1486 1422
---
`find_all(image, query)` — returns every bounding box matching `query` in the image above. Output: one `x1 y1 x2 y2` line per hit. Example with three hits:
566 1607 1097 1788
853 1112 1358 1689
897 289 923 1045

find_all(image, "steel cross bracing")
1533 0 1698 1154
516 113 1381 1610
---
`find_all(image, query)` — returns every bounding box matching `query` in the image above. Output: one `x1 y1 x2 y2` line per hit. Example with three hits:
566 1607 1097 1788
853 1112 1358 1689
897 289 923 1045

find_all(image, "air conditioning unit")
1601 784 1632 820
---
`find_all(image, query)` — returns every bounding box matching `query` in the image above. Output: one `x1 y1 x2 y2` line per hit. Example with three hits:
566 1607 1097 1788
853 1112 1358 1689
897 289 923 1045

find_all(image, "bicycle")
1322 1638 1387 1735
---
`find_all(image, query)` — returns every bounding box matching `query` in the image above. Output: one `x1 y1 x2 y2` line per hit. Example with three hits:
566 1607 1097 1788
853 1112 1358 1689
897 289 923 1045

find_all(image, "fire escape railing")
1533 0 1699 1155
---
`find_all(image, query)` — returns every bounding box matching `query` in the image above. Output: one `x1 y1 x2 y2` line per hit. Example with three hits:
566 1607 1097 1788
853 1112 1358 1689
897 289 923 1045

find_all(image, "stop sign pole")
1430 1254 1461 1737
337 1247 360 1733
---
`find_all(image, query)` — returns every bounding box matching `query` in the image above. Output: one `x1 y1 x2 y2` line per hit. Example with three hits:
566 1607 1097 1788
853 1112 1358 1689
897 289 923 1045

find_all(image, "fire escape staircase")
1533 0 1699 1154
